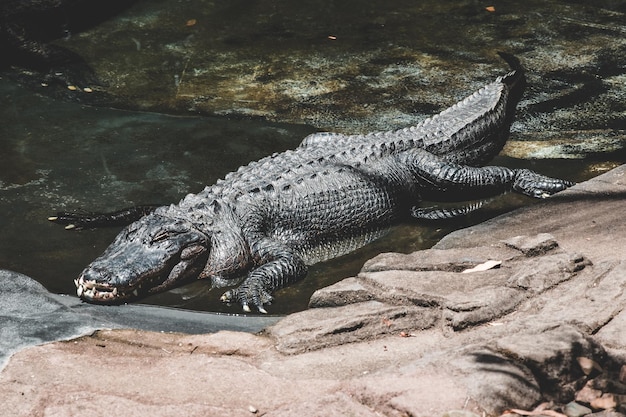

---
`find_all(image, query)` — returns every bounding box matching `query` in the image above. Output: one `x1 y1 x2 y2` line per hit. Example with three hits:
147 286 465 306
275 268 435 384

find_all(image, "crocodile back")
170 56 525 234
301 52 525 166
237 162 405 265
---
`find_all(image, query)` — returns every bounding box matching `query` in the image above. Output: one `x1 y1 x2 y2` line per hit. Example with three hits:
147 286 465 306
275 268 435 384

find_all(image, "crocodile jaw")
73 213 210 304
75 274 149 303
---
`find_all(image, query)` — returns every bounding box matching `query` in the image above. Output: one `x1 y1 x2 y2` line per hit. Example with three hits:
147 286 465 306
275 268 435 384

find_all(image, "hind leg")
399 148 574 202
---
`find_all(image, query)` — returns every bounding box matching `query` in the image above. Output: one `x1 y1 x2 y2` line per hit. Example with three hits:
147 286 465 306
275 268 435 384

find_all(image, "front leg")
402 149 574 201
220 238 307 313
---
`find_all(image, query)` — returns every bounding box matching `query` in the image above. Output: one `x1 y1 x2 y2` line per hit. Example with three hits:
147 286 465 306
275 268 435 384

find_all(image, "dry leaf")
186 19 197 27
462 260 502 273
485 6 496 12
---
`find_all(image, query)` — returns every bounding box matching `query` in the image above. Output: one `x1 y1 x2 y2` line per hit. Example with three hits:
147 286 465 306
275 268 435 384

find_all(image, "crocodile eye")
151 231 170 243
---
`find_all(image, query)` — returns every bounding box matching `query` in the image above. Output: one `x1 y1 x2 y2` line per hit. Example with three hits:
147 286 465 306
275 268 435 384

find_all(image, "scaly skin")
51 53 574 313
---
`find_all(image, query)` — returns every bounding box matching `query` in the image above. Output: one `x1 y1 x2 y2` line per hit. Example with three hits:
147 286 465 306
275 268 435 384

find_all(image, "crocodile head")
75 213 210 303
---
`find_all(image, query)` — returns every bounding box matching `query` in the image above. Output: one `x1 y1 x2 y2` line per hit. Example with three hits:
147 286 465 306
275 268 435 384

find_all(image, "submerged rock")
4 0 625 158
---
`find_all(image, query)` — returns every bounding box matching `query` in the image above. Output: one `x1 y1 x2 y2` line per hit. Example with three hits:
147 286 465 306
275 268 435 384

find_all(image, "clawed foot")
220 283 274 314
514 169 575 199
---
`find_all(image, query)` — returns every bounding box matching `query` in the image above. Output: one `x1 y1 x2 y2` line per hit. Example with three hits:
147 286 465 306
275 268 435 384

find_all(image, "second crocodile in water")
51 53 574 313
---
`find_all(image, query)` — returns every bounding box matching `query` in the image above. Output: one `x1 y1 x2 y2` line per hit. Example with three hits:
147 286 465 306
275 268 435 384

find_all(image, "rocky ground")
2 165 626 416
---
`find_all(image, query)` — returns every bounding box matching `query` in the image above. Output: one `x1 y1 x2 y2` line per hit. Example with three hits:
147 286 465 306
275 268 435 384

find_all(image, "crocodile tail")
497 52 526 121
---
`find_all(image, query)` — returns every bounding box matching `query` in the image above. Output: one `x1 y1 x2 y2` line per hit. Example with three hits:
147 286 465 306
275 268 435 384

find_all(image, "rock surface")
0 269 279 370
3 164 626 416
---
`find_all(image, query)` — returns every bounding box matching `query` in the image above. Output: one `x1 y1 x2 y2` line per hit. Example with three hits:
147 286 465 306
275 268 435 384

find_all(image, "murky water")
0 76 597 315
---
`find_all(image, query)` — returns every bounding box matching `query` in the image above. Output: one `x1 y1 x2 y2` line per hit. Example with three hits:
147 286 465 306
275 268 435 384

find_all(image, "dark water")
0 76 596 315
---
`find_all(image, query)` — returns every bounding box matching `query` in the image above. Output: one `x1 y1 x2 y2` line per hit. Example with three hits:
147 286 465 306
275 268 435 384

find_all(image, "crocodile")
50 53 574 313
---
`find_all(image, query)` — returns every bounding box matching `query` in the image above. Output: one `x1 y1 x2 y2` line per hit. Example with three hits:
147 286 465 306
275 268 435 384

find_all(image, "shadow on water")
0 75 599 315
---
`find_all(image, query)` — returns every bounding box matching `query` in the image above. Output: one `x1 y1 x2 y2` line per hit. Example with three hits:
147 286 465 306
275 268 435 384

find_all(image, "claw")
220 290 234 304
220 285 272 313
514 170 574 199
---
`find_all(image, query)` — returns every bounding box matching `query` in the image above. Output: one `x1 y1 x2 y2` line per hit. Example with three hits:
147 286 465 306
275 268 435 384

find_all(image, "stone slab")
0 270 280 370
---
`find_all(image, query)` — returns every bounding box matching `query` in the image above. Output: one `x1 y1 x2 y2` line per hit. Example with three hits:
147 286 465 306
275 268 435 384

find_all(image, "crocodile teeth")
77 285 84 297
